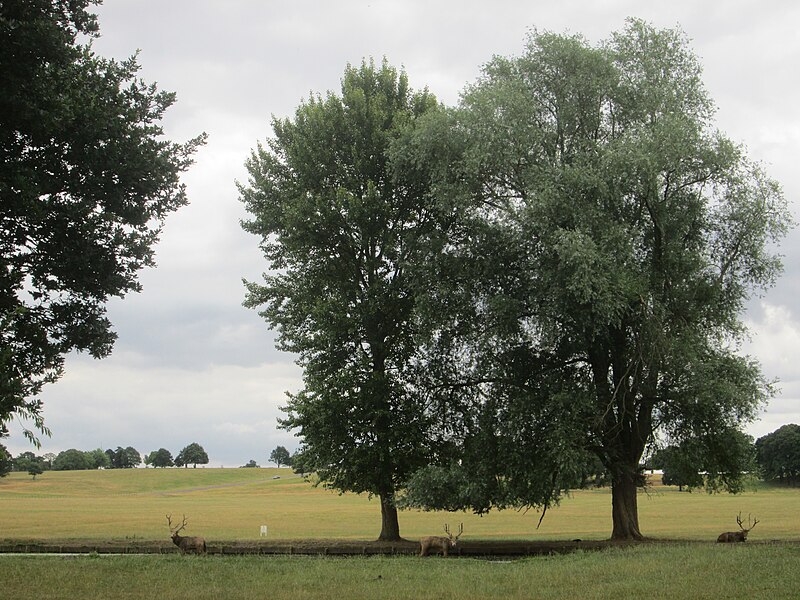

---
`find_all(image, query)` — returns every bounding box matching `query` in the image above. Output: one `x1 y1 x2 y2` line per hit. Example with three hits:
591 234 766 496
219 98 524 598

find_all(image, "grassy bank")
2 543 799 600
0 468 798 542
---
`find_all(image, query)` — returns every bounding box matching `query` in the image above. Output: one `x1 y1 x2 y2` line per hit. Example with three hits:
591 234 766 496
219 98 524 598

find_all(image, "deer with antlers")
717 512 759 543
419 523 463 557
166 514 207 554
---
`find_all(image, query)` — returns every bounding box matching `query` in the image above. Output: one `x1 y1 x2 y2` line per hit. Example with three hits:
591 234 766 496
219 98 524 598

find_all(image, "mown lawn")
2 543 799 600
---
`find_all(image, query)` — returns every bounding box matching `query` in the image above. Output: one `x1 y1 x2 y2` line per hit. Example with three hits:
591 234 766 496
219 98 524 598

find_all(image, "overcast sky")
6 0 800 466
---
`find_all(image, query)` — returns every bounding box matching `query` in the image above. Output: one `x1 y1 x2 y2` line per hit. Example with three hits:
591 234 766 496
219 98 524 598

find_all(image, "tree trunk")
377 493 402 541
610 470 644 540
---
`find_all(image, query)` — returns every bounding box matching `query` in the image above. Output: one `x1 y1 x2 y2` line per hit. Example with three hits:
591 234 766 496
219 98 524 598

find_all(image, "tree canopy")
240 59 448 541
756 424 800 486
175 442 209 468
0 0 205 446
145 448 175 468
269 445 291 468
401 20 789 539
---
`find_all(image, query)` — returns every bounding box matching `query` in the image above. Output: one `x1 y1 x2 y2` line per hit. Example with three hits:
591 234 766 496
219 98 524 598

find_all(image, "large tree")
404 21 790 540
0 0 205 445
240 60 447 541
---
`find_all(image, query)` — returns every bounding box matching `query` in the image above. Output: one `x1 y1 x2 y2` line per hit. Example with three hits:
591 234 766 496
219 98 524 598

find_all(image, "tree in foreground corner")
403 20 790 540
241 60 449 541
0 0 206 447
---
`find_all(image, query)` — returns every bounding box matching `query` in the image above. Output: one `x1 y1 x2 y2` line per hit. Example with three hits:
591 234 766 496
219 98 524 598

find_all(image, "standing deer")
166 514 207 554
717 512 759 543
419 523 464 557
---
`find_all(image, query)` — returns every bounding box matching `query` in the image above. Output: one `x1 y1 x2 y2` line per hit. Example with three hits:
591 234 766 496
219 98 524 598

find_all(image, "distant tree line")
647 425 800 491
0 442 211 477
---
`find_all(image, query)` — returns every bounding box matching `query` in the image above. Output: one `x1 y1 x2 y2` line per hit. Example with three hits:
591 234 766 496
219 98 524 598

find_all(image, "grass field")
2 544 799 600
0 467 798 543
2 469 798 599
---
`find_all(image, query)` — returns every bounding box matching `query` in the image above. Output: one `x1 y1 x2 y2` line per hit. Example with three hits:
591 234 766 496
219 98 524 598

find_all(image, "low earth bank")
1 538 795 556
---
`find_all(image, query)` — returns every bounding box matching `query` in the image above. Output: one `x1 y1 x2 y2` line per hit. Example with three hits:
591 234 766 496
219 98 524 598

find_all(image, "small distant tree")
26 461 44 480
656 445 704 492
756 424 800 486
269 446 291 469
107 446 140 468
84 448 111 469
53 449 90 471
240 459 260 468
145 448 174 468
12 452 45 479
42 453 56 470
175 443 209 468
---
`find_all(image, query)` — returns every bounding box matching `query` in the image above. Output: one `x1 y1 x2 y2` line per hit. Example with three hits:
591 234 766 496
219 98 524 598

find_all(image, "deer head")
444 523 464 547
166 514 188 542
717 512 759 543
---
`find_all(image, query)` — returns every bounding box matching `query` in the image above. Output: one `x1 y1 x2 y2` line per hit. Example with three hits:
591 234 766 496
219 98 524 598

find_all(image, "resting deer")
166 514 207 554
419 523 463 557
717 512 759 543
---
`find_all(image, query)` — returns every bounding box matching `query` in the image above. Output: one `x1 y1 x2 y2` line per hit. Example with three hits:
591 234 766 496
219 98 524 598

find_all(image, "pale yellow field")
0 468 797 542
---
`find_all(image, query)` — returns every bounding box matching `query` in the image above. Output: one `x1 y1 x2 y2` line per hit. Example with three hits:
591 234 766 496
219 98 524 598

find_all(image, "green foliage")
409 20 790 539
0 0 206 446
106 446 141 469
240 459 260 468
175 442 208 468
0 443 11 477
84 448 111 470
269 445 291 468
756 424 800 485
144 448 174 468
240 59 447 540
656 445 704 491
53 448 90 471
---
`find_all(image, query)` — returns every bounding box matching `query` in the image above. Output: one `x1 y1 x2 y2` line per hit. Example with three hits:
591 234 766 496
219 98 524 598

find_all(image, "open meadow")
0 467 798 542
1 469 799 599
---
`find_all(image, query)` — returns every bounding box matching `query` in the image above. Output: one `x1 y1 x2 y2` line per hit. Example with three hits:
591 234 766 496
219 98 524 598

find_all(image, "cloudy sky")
6 0 800 466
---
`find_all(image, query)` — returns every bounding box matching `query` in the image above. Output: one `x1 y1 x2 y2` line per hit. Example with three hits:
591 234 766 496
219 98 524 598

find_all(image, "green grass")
0 468 798 542
2 544 799 600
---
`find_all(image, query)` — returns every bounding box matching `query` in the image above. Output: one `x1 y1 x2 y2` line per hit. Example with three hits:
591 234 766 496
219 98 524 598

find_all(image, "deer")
717 512 759 543
166 514 207 554
419 523 464 557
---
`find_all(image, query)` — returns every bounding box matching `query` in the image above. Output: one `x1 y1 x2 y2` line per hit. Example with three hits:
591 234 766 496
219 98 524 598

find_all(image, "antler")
166 514 188 534
736 512 759 532
456 523 464 539
443 524 450 537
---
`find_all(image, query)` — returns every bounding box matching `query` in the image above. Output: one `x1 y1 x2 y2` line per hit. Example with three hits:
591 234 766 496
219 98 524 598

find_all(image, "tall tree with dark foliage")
0 0 205 445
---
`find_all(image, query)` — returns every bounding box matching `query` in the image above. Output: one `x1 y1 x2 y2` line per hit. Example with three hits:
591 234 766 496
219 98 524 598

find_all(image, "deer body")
171 531 207 554
167 514 207 555
717 513 758 543
419 524 463 557
419 535 455 557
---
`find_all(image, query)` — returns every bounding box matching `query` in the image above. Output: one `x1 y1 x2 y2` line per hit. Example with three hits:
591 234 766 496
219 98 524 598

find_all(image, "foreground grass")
1 469 798 542
2 544 798 600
